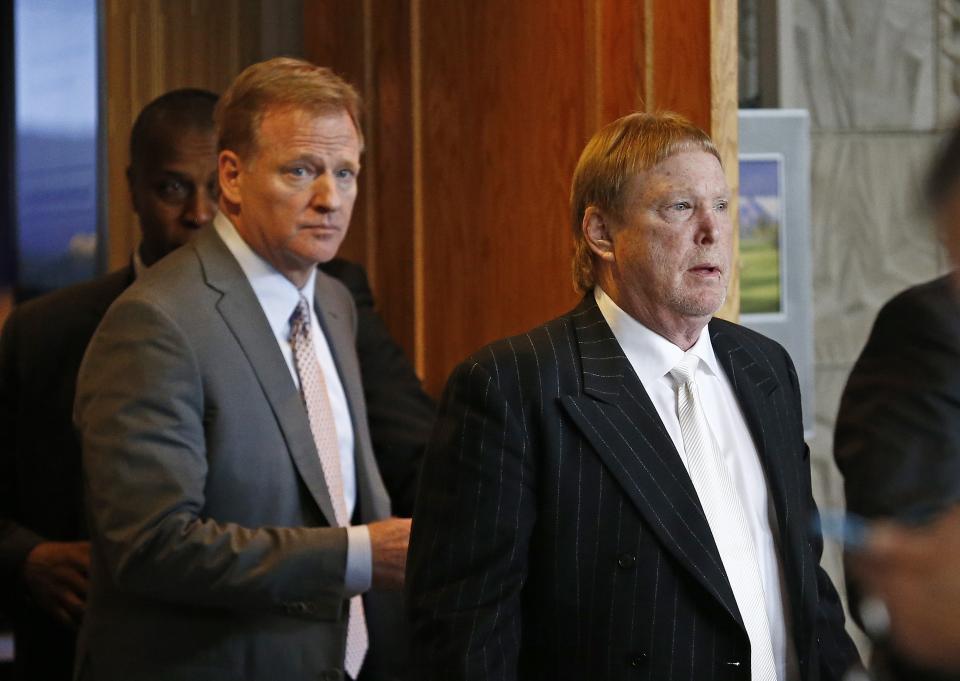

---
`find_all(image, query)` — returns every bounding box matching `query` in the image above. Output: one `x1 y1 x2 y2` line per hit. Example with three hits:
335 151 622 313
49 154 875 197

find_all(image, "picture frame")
738 109 814 437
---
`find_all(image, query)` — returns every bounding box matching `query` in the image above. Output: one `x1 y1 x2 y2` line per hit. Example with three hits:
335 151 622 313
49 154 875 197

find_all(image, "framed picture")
738 109 814 437
739 154 784 317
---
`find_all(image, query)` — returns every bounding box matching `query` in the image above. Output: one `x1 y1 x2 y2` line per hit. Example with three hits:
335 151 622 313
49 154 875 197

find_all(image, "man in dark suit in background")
1 83 431 679
407 112 859 680
0 88 219 681
835 275 960 526
318 259 434 517
835 117 960 681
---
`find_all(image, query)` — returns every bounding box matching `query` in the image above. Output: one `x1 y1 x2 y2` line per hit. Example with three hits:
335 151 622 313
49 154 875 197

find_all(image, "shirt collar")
214 211 317 339
132 243 146 280
594 286 721 382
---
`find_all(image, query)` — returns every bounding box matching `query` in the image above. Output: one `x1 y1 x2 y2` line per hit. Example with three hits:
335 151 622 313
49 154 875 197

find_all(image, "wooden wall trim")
410 0 425 375
711 0 740 322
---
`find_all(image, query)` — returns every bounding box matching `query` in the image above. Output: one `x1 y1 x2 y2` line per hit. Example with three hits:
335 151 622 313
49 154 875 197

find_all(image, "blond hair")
569 112 720 293
215 57 363 158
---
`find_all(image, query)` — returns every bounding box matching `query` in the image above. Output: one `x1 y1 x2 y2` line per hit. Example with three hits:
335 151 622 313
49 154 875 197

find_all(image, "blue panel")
15 0 99 294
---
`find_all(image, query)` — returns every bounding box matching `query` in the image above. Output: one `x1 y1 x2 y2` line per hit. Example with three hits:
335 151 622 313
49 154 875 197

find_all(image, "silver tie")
669 354 777 680
290 296 367 678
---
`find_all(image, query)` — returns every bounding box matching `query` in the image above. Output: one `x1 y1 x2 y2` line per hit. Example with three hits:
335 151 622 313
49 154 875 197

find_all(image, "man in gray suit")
74 58 409 681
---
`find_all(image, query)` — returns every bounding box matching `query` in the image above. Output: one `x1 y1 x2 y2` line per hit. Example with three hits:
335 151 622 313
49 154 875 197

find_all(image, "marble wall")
746 0 960 656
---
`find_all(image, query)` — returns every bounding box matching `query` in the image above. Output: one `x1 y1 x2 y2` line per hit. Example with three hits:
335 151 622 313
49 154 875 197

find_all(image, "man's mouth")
688 263 722 276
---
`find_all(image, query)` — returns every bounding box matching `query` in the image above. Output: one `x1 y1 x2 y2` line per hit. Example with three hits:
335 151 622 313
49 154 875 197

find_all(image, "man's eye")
156 180 189 201
715 200 729 212
335 168 356 180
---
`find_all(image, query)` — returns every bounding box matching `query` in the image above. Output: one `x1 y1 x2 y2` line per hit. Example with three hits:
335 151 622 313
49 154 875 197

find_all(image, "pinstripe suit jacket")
407 296 858 681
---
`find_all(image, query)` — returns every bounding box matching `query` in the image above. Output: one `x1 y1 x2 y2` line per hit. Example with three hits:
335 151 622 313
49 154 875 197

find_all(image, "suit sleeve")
0 310 45 604
777 353 860 679
75 295 350 618
835 290 960 522
406 357 535 681
323 259 435 517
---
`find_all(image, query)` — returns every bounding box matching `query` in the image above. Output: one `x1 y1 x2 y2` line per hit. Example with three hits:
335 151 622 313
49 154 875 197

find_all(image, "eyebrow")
153 169 195 179
285 154 361 171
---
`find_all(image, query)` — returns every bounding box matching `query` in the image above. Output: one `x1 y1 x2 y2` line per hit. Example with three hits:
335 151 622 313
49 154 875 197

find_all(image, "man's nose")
310 172 342 213
183 188 216 227
695 207 723 243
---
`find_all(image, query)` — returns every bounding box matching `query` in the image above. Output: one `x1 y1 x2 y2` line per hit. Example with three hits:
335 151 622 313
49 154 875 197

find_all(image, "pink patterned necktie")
289 296 368 678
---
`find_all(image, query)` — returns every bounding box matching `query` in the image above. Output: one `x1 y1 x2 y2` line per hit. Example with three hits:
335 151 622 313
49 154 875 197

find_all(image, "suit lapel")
313 273 390 522
558 298 743 628
710 322 790 546
193 226 340 526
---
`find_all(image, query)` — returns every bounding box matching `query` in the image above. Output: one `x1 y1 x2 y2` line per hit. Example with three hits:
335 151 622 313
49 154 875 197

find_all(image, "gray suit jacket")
74 225 391 681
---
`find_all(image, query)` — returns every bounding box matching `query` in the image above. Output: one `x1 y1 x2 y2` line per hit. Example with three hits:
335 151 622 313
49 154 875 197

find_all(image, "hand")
849 505 960 672
368 517 411 591
22 541 91 628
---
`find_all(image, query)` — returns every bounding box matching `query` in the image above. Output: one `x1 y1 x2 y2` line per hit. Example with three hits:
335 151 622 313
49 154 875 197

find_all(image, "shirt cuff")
344 525 372 596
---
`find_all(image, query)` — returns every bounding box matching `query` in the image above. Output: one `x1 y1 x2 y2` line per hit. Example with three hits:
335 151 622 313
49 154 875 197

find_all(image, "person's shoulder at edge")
2 266 133 334
443 299 593 394
318 257 371 303
875 273 960 332
850 273 960 364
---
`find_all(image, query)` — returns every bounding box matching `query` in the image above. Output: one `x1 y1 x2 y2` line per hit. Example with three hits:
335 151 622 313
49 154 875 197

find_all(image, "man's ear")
218 150 242 205
582 206 615 262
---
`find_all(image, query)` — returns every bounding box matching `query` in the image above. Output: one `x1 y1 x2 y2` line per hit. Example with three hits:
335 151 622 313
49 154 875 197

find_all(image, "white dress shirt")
214 213 371 594
595 287 798 681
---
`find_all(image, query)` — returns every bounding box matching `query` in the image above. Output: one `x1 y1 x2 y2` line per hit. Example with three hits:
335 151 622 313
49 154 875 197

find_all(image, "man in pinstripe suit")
406 112 859 680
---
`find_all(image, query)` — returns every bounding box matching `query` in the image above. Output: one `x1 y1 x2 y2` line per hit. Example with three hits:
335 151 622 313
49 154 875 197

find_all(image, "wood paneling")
710 0 741 321
416 1 592 392
301 0 738 395
304 0 418 366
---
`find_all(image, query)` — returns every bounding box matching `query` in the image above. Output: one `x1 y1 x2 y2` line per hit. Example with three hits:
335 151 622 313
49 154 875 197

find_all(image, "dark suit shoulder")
836 273 960 521
317 258 373 308
315 267 356 310
851 274 960 381
1 267 134 385
883 273 956 312
869 274 960 347
4 267 132 337
709 316 794 371
709 315 786 354
460 306 582 389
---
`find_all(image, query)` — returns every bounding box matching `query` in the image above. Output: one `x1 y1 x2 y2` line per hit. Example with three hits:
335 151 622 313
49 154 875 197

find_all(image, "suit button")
629 652 647 667
618 553 637 569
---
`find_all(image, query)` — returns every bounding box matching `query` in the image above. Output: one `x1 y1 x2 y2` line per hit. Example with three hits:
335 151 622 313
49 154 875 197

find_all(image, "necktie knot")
289 297 311 341
669 353 700 388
